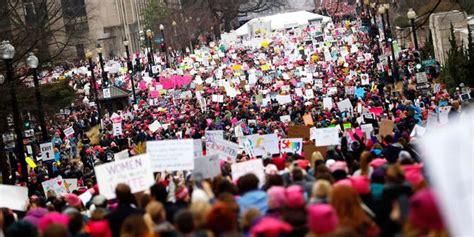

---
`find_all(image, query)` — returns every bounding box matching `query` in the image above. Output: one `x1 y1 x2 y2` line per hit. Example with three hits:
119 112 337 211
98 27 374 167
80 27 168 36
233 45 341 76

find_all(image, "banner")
147 140 195 172
193 154 221 179
313 127 340 147
280 138 303 155
94 154 154 199
0 185 29 211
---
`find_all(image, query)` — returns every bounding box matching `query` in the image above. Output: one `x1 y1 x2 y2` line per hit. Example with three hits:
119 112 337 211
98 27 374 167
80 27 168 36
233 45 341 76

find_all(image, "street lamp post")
96 44 107 86
383 4 392 39
378 6 387 40
26 52 48 142
124 39 137 104
146 29 155 66
0 41 27 182
407 8 419 51
85 51 102 123
388 38 400 82
160 24 169 67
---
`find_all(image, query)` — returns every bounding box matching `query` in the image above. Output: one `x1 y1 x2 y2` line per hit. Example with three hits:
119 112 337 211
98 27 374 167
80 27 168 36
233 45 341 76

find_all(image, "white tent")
235 11 332 36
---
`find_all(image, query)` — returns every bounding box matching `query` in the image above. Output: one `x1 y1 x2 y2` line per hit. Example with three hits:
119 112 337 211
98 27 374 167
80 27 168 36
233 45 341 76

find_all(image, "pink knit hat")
328 161 348 173
285 185 305 208
267 186 287 209
408 188 444 230
38 212 69 232
369 158 387 169
349 176 371 195
250 217 292 237
307 204 339 234
66 193 82 208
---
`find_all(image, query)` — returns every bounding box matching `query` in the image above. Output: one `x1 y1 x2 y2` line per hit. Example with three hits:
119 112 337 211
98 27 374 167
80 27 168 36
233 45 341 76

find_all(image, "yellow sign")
25 157 37 169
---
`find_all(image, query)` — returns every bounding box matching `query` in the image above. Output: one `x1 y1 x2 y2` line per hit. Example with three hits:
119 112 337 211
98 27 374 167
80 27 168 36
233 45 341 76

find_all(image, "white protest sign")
64 178 78 193
40 142 54 161
410 124 426 137
193 154 221 179
323 97 333 110
231 159 265 186
114 149 129 161
103 88 111 99
337 98 353 113
94 154 154 199
206 138 240 162
194 139 203 158
64 126 75 137
42 176 68 196
276 95 292 105
420 111 474 237
147 140 194 172
280 115 291 123
314 127 340 147
305 89 315 99
361 124 374 137
239 134 280 157
280 138 303 155
113 122 123 136
0 185 29 211
78 191 92 205
148 121 162 133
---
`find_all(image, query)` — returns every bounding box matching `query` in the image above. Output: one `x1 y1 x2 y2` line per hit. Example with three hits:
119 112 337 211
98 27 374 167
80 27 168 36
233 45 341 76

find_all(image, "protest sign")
95 154 154 199
42 176 68 196
280 138 303 155
369 107 384 117
103 88 111 99
323 97 333 110
303 143 328 160
276 95 292 105
114 149 129 160
40 142 54 161
239 134 280 157
25 157 37 169
64 178 78 193
410 124 426 137
206 138 240 162
0 185 29 211
313 127 340 147
78 191 92 205
205 130 224 141
379 119 394 138
148 121 162 133
63 126 75 137
337 99 352 113
194 139 203 158
303 114 314 126
147 140 194 172
231 159 265 185
193 154 221 179
361 123 374 137
288 125 310 140
113 122 123 136
280 115 291 123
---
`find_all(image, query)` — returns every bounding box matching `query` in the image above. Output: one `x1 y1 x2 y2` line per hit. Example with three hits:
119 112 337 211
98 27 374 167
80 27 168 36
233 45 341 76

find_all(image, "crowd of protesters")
0 4 471 237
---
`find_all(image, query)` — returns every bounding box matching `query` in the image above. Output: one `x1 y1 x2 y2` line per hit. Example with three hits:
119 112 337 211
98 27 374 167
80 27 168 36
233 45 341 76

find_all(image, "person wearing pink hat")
405 188 446 236
266 186 287 218
307 204 339 236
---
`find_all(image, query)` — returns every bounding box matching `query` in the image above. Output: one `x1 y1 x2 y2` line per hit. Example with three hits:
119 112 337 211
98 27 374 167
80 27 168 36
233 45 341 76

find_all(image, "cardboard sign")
206 138 240 162
280 115 291 123
193 154 221 179
40 142 54 161
94 154 154 199
303 114 314 126
303 143 328 161
63 126 75 137
147 140 194 172
313 127 340 147
239 134 280 157
0 185 29 211
379 119 395 138
288 125 310 140
280 138 303 155
231 159 265 185
42 176 68 196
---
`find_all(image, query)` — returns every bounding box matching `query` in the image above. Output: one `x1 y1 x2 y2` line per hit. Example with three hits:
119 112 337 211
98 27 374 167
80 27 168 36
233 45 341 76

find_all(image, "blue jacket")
238 190 268 216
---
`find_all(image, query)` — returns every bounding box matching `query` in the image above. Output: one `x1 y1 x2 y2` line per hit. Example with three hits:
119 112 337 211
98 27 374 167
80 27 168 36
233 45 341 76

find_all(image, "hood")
24 207 49 226
238 190 268 215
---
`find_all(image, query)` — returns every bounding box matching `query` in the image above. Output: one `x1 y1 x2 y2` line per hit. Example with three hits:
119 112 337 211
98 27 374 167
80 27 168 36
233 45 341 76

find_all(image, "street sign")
154 37 163 44
422 59 436 67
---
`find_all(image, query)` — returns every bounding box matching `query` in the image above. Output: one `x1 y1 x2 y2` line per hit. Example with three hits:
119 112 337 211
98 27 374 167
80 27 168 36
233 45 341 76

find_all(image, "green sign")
422 59 436 67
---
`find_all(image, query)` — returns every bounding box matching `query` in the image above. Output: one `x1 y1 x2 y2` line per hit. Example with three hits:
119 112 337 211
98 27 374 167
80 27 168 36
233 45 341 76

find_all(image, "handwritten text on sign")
193 154 221 179
94 154 154 199
147 139 194 172
206 138 240 162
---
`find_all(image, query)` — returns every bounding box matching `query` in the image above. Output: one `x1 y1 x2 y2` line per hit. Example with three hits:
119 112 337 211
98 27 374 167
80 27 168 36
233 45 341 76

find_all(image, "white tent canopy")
235 11 332 36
